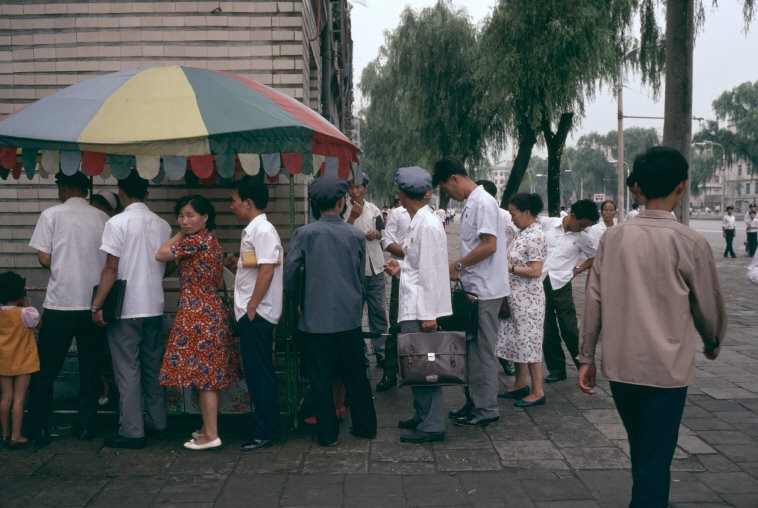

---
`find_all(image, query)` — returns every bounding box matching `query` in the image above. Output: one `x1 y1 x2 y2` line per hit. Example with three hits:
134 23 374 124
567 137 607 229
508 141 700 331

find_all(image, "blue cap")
395 166 432 194
308 175 348 202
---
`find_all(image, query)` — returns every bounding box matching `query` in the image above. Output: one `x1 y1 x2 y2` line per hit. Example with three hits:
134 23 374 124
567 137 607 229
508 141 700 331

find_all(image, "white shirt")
435 208 446 224
234 214 284 324
29 197 109 310
499 208 518 247
381 206 410 261
722 214 736 230
746 217 758 233
540 216 596 290
398 206 452 322
345 199 385 276
459 186 510 300
748 251 758 285
626 209 640 221
100 202 171 319
559 210 568 218
586 222 608 250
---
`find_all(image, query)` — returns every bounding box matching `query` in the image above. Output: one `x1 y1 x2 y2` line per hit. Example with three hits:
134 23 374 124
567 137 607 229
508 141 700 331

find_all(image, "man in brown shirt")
578 146 727 508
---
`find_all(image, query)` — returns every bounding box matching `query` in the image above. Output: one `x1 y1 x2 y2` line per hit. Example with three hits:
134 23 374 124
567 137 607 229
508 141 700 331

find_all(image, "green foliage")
597 127 660 165
561 145 617 202
711 80 758 167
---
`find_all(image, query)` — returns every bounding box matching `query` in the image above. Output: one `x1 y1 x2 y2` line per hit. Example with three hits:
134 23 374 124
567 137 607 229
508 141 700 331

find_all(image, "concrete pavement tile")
88 475 164 506
682 405 712 418
368 461 436 474
501 460 570 470
308 435 371 453
582 409 621 425
280 474 343 506
0 449 53 475
370 440 434 462
154 474 227 504
561 447 630 469
698 429 755 445
696 471 758 493
492 440 563 461
34 452 112 476
719 493 758 508
699 385 756 399
713 410 758 424
712 441 758 462
368 427 406 443
0 476 56 507
344 474 405 506
612 439 630 457
544 425 614 448
436 428 494 449
594 423 627 440
697 453 743 472
484 413 546 441
693 398 749 412
167 450 239 475
401 474 467 506
534 501 601 508
435 448 502 472
669 472 724 503
236 451 303 473
302 451 368 474
681 417 735 431
678 424 696 436
677 435 718 454
458 472 535 506
105 450 175 475
26 476 110 506
737 398 758 412
673 446 689 459
520 477 594 502
215 473 286 508
671 455 707 472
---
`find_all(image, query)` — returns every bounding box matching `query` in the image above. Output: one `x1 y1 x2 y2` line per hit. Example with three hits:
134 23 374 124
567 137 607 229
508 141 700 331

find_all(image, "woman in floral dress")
496 193 547 407
157 195 241 450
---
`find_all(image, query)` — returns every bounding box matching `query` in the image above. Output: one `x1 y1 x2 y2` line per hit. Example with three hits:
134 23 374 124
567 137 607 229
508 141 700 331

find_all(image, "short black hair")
118 170 149 200
509 193 543 216
599 199 617 211
174 194 216 230
230 175 269 211
400 189 427 201
475 179 497 198
570 199 600 222
630 146 689 200
631 202 639 210
432 156 467 187
310 195 341 213
0 271 26 304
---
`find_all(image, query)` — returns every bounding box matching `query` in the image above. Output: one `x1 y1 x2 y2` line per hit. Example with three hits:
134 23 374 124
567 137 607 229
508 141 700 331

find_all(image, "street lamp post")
692 141 725 212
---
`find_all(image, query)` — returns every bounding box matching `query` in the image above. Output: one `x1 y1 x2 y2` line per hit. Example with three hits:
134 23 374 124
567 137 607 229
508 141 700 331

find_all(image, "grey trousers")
362 272 388 359
400 321 445 433
467 298 501 419
107 316 166 438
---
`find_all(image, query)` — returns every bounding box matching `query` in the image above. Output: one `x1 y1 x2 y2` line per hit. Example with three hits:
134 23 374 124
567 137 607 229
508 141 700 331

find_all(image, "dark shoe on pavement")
397 416 422 430
240 438 274 451
448 402 474 420
454 414 499 427
144 427 169 440
498 385 530 399
104 434 145 450
514 395 546 408
8 439 31 450
376 374 396 392
544 373 567 383
400 430 445 443
72 425 93 441
349 427 376 439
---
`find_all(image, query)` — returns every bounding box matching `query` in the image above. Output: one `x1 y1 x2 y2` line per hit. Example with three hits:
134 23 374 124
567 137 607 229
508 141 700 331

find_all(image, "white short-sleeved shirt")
100 202 171 319
345 199 385 276
381 206 410 261
586 222 608 250
459 186 509 300
29 197 109 310
234 214 284 324
541 216 596 290
722 214 736 230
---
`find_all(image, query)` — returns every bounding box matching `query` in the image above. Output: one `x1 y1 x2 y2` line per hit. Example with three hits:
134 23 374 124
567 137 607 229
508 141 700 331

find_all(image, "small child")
0 271 40 449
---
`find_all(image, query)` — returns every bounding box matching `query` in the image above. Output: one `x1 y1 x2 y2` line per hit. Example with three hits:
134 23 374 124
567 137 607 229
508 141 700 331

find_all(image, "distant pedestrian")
579 146 727 508
587 200 616 249
626 202 640 220
746 210 757 257
722 206 737 258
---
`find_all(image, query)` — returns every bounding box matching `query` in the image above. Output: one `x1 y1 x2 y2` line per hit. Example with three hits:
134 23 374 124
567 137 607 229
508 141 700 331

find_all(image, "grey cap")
395 166 432 194
308 175 348 202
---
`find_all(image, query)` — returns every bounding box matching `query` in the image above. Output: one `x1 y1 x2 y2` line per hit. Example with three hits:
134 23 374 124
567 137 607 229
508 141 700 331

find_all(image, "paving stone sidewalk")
2 221 757 507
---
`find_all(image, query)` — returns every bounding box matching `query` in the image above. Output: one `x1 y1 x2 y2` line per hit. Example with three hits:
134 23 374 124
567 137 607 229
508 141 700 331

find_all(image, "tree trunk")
501 118 538 208
543 112 574 217
662 0 694 225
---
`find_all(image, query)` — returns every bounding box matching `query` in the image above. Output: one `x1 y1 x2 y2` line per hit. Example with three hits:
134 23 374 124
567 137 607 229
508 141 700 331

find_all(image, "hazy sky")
351 1 757 153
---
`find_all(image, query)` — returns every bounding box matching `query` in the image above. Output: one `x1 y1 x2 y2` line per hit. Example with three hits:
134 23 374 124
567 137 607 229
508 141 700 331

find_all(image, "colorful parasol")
0 66 359 182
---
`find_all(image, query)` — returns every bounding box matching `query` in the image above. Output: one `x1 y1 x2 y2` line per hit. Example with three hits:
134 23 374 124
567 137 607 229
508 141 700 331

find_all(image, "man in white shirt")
541 199 598 383
230 176 283 451
433 156 510 427
385 166 452 443
744 203 756 224
376 199 411 392
27 172 109 443
345 173 388 367
92 171 171 449
722 205 737 258
626 202 640 220
435 207 447 227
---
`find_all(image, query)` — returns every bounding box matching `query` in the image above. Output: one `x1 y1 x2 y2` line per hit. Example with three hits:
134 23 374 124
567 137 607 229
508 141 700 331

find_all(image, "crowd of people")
0 145 742 507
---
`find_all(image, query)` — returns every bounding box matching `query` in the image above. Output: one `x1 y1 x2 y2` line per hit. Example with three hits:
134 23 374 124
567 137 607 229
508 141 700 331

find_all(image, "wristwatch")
454 261 463 271
91 305 102 313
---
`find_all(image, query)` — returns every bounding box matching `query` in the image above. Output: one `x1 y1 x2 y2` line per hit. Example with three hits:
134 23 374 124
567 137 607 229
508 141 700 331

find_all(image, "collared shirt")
722 214 736 230
579 210 727 388
746 218 758 233
398 205 452 322
234 214 283 324
345 199 384 276
435 208 446 224
29 197 109 310
381 206 410 261
100 202 171 319
748 251 758 285
284 214 366 334
540 216 596 290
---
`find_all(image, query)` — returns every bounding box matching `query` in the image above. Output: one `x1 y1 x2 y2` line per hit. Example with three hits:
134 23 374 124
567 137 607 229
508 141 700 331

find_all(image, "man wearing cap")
433 156 510 427
345 172 389 368
92 171 171 449
384 166 452 443
722 205 737 258
27 171 109 442
285 175 377 446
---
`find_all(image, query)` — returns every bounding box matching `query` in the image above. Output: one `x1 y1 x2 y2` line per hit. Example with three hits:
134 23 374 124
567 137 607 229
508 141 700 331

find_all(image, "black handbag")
91 279 126 323
436 280 479 340
397 330 467 387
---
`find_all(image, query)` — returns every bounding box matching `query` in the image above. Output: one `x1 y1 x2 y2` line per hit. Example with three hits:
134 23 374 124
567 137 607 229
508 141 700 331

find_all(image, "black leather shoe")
240 438 274 451
454 414 499 427
498 386 530 399
72 426 93 441
544 373 567 383
448 402 474 420
349 428 376 439
376 375 396 392
400 430 444 443
397 416 422 430
103 434 145 450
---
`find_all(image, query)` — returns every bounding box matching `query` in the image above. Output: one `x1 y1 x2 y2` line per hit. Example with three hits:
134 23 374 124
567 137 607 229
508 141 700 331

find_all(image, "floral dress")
496 222 546 363
159 229 241 390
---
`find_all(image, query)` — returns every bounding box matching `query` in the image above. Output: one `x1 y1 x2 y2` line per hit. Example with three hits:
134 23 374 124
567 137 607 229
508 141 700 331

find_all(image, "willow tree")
358 1 486 200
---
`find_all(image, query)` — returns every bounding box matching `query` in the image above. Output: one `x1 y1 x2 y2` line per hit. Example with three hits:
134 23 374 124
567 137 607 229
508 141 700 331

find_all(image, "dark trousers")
301 328 377 445
610 381 687 508
747 231 757 257
724 229 736 257
238 314 279 442
543 279 580 375
27 309 104 431
383 276 400 377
